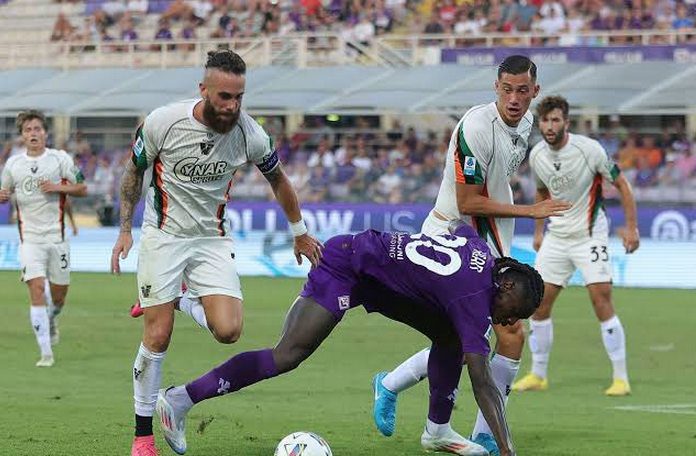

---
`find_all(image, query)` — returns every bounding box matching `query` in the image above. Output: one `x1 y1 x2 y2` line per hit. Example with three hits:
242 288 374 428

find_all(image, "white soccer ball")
274 431 333 456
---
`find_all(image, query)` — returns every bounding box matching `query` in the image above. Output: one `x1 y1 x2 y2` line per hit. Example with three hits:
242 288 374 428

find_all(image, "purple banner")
225 202 696 241
441 45 696 65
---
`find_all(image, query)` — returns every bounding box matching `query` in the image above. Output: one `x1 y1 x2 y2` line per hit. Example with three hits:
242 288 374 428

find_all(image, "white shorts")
137 226 242 307
19 241 71 285
535 231 612 287
421 210 450 237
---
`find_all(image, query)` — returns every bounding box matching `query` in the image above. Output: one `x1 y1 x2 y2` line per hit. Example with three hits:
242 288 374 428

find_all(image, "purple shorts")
300 234 362 320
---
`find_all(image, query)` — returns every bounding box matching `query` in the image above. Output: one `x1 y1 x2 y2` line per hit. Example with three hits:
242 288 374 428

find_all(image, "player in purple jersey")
154 222 543 456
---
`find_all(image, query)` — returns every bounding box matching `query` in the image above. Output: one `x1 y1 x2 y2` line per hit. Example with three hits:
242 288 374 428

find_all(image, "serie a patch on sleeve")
464 156 477 176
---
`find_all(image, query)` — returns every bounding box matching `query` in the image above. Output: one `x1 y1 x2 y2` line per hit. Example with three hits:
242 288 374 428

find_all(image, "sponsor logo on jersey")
549 173 573 193
337 295 350 310
464 156 477 176
21 176 42 195
173 157 229 184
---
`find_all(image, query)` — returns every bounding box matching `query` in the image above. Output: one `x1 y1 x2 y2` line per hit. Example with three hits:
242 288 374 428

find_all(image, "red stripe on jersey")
217 179 233 236
59 178 67 241
15 203 23 242
587 173 603 236
453 143 466 184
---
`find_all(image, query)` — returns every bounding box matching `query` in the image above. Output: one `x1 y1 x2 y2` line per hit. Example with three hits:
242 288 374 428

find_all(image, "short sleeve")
247 120 279 175
131 114 161 171
448 291 493 357
454 118 491 185
1 160 13 190
591 140 621 183
59 151 84 184
529 148 547 190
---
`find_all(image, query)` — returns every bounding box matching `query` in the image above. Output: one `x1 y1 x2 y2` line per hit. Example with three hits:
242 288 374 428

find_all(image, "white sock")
30 306 52 357
382 347 430 393
600 315 628 382
471 354 520 437
425 418 452 437
133 342 167 416
178 295 209 330
529 318 553 379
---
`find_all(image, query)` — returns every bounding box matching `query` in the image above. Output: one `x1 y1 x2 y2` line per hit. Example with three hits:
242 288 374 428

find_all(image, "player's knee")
496 321 525 355
144 325 173 352
211 320 243 344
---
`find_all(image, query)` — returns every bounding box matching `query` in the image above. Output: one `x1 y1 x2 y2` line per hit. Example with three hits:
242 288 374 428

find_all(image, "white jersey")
1 149 84 243
133 99 279 237
529 133 621 238
434 102 533 257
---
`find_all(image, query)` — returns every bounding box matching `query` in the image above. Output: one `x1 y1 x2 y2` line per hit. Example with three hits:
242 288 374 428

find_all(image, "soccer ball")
274 431 333 456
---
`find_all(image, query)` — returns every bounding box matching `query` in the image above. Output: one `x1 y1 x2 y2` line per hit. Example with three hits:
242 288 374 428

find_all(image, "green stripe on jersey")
458 124 484 185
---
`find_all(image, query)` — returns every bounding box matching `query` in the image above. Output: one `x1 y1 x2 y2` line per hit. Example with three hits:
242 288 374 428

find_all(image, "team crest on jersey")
30 165 38 174
337 295 350 310
464 156 477 176
140 285 151 298
553 162 561 171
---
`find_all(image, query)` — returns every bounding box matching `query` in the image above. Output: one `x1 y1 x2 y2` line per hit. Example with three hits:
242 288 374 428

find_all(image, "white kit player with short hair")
0 110 87 368
110 50 323 456
512 95 639 397
372 56 572 455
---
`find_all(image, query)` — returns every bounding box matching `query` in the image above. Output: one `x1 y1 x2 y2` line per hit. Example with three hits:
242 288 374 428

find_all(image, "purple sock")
427 343 463 424
185 348 277 404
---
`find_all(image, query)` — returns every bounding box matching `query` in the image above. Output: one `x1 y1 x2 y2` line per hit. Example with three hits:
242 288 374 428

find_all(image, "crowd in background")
2 116 695 225
45 0 696 47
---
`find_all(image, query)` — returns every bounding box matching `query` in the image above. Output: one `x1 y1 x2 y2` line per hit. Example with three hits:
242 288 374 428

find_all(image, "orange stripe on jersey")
587 173 603 236
59 178 67 241
453 141 466 184
15 203 23 242
217 179 233 236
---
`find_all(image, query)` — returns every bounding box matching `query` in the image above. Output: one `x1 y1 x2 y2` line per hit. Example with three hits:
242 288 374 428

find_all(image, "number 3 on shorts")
590 245 608 263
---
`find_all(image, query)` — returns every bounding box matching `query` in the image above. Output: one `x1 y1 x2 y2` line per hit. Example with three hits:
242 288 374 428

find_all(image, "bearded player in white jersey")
0 110 87 368
512 95 639 397
110 50 323 456
371 56 572 455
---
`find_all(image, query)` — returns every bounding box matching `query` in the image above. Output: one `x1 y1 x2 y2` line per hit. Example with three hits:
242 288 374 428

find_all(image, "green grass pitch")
0 271 694 455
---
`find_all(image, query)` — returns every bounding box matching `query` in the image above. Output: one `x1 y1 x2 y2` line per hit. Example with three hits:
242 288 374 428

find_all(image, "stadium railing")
1 29 695 70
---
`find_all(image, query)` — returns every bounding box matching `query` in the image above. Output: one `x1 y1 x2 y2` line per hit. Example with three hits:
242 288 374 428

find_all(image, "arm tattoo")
263 165 284 190
119 161 145 232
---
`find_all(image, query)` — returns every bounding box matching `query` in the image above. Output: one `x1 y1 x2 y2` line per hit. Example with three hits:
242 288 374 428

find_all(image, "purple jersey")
300 224 495 356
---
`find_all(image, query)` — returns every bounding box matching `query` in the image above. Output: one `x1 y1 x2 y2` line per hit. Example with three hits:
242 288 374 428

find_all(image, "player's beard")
544 129 565 148
203 99 240 134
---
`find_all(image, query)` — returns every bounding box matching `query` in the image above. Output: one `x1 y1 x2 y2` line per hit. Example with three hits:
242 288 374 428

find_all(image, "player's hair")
205 50 246 75
498 55 537 81
536 95 569 119
493 257 544 317
15 110 47 134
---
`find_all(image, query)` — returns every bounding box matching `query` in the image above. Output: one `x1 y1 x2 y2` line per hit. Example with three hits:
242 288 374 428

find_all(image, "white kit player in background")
110 50 323 456
372 55 572 455
0 110 87 368
512 95 639 397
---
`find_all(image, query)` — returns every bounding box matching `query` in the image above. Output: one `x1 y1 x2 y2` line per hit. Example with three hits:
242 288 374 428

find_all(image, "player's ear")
532 83 540 98
199 82 207 99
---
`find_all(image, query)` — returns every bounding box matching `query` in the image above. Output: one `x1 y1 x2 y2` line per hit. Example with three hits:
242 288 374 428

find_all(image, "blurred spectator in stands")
352 139 372 172
67 130 92 159
162 0 193 21
608 114 629 141
618 135 640 170
307 167 330 202
333 136 354 166
101 0 127 24
438 0 458 27
658 153 682 186
127 0 149 21
191 0 214 25
211 5 232 38
119 14 138 44
640 135 664 169
540 0 565 19
180 16 197 49
51 12 76 42
423 12 445 44
634 155 659 188
373 4 394 34
675 147 696 181
598 130 621 159
307 138 336 169
371 164 402 203
354 13 377 46
672 3 694 29
286 162 311 200
455 9 487 35
152 17 174 50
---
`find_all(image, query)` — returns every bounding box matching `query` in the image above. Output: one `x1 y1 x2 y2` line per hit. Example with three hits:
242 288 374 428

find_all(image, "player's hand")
111 231 133 274
293 233 323 267
71 225 79 236
0 189 10 203
39 180 61 193
617 226 640 254
529 199 571 219
533 232 544 252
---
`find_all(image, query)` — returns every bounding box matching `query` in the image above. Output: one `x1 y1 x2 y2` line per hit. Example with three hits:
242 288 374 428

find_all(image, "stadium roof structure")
0 62 695 117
